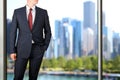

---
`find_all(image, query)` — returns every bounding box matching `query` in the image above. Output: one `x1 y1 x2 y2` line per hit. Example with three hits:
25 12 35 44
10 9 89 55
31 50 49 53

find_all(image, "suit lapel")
22 6 31 32
20 6 31 32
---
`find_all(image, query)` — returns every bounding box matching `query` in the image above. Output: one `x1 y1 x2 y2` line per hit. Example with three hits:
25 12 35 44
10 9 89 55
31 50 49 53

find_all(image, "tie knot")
30 8 32 11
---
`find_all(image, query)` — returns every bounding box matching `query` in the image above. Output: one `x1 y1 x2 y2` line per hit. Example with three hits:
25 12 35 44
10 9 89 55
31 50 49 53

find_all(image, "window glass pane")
7 0 98 80
103 0 120 80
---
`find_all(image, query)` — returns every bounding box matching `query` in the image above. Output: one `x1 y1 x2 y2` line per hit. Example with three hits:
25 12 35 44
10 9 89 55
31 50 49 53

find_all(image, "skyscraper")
54 18 82 59
112 32 120 58
102 26 113 60
54 20 61 58
62 18 74 59
83 1 95 30
62 18 70 58
83 28 94 56
71 20 82 58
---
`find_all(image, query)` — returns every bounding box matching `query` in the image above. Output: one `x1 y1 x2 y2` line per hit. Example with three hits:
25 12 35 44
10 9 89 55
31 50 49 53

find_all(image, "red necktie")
28 8 32 30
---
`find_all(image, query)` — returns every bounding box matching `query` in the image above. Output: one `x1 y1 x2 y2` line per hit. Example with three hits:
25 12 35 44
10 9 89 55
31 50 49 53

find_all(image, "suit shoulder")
14 6 25 12
36 7 47 12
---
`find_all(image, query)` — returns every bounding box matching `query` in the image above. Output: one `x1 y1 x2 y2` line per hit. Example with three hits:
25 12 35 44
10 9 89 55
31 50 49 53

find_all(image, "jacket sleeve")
10 10 18 53
43 10 52 51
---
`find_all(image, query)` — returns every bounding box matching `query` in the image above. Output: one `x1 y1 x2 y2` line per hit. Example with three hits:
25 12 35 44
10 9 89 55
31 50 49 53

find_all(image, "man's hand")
10 53 17 61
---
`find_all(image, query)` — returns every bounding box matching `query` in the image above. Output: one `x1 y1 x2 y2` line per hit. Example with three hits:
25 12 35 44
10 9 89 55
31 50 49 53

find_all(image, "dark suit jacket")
10 6 52 58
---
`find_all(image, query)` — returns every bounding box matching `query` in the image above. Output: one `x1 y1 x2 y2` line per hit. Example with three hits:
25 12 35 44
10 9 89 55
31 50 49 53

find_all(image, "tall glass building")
54 18 82 59
112 32 120 58
71 20 82 58
103 26 113 60
54 20 61 58
83 1 95 30
83 28 94 56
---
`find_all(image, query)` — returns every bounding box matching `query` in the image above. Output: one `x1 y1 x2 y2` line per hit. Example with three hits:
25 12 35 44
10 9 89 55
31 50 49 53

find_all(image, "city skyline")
6 0 120 60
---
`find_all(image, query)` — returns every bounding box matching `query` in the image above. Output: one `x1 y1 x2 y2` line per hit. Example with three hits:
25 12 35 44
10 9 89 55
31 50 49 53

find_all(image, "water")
7 73 97 80
7 73 120 80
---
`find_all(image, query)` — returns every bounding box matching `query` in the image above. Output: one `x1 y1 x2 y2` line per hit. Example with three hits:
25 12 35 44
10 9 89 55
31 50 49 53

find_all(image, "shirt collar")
26 5 36 12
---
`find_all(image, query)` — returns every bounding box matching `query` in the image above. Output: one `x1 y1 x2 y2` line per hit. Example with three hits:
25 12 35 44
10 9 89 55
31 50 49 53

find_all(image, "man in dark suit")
10 0 51 80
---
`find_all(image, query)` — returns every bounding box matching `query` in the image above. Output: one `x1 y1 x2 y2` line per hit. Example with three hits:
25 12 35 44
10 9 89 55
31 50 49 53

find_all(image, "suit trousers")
14 44 45 80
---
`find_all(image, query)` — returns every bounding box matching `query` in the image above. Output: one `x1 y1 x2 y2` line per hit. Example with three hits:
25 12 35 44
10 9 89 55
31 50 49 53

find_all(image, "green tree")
42 59 51 68
65 59 76 71
103 56 120 73
90 55 98 71
57 56 66 68
106 60 113 70
75 58 83 70
82 56 93 70
112 56 120 70
50 58 58 68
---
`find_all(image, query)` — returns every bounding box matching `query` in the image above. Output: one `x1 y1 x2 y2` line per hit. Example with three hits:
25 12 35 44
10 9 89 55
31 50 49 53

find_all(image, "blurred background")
102 0 120 79
6 0 120 80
